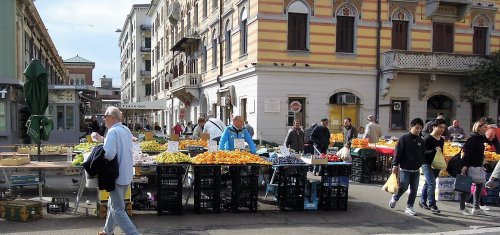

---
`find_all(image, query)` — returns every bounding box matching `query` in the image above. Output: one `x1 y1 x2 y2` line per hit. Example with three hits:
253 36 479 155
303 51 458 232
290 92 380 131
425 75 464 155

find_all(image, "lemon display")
192 150 271 165
74 142 100 153
72 153 84 166
140 140 167 152
155 152 192 164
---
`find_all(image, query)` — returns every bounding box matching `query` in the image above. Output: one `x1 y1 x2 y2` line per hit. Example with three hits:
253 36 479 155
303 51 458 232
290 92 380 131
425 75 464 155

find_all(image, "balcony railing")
170 73 201 92
140 24 152 31
141 46 151 52
140 70 151 77
381 50 483 74
171 27 200 52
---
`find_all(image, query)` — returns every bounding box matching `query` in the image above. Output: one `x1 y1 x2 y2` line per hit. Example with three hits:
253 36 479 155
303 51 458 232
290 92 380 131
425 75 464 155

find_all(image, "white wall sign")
208 140 218 152
234 139 245 150
264 99 280 113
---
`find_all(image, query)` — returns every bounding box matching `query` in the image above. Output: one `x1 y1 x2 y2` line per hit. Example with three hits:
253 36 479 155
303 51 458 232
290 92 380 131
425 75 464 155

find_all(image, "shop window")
287 97 306 127
433 22 454 53
0 102 6 132
390 100 408 130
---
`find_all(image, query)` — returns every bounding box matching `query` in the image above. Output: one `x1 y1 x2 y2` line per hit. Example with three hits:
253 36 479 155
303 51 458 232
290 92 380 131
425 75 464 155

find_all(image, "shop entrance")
426 95 454 125
328 93 360 133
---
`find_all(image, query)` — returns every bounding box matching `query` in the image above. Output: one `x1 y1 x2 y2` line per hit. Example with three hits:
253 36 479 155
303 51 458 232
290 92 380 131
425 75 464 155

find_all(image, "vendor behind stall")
219 115 256 154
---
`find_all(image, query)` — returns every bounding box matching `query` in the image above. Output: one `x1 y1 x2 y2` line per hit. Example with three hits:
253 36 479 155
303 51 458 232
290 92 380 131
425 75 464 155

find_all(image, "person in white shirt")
97 106 138 235
191 117 206 140
202 112 226 143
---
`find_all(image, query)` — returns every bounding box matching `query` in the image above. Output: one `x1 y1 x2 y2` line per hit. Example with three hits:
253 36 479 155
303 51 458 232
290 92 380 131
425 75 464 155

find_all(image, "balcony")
140 24 152 31
380 50 484 100
170 27 200 52
425 0 473 21
170 73 201 105
141 46 151 53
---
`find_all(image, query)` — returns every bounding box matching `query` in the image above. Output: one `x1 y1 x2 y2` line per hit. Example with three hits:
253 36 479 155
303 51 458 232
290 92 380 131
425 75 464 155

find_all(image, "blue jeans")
104 184 138 235
420 164 441 206
393 170 420 207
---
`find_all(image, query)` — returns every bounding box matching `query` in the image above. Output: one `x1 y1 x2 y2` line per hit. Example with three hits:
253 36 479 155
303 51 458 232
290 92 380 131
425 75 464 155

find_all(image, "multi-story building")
0 0 68 145
63 55 95 86
97 75 121 113
119 4 153 105
147 0 499 142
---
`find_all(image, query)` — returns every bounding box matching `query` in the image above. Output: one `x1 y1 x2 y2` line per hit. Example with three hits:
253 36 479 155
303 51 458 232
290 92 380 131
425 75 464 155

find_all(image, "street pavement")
1 171 499 235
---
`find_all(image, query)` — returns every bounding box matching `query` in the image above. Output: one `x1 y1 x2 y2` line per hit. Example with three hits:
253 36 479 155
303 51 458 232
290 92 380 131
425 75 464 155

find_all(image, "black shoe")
419 201 430 210
430 205 441 214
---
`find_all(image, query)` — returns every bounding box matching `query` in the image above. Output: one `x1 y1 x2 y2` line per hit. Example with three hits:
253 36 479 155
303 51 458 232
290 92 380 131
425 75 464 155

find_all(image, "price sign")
208 140 218 152
167 141 179 152
234 139 245 150
279 145 290 157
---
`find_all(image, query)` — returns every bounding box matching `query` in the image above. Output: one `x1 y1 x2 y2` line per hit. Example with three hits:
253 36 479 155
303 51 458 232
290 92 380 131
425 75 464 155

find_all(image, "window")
145 37 151 48
240 8 248 56
392 21 408 50
390 100 408 130
0 102 6 132
433 22 454 53
194 4 199 26
287 1 309 51
225 22 231 62
132 81 135 98
212 0 217 9
212 31 217 68
145 60 151 71
48 105 74 131
202 40 207 72
145 84 152 96
336 16 354 53
203 0 207 18
473 27 487 55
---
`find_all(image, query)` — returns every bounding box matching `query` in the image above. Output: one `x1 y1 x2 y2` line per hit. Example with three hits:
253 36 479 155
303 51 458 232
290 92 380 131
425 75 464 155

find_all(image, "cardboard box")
0 200 42 222
0 153 30 166
98 186 132 202
435 189 456 201
436 177 455 190
97 201 132 219
301 157 328 165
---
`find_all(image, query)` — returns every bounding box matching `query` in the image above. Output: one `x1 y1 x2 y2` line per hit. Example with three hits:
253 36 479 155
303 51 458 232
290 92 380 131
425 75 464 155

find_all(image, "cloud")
34 0 149 87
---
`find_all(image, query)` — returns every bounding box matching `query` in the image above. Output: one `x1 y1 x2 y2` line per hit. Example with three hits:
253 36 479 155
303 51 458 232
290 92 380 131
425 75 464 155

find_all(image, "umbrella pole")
38 143 43 200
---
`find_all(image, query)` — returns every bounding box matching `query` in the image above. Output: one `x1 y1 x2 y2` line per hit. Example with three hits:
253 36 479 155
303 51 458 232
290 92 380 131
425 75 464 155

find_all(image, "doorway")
471 102 487 123
426 95 454 125
328 93 360 133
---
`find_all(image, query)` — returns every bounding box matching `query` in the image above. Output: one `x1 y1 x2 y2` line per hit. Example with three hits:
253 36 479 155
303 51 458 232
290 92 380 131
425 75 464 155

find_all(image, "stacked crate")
229 165 260 212
350 154 377 183
276 165 308 211
485 173 499 205
156 165 185 215
96 186 132 219
193 165 222 213
319 164 352 211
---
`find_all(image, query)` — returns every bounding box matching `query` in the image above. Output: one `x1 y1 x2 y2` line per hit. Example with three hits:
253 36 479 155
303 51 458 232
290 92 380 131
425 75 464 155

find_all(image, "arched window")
225 20 232 62
335 4 357 53
287 1 309 50
203 0 207 18
473 14 490 55
240 8 248 55
391 8 411 50
212 30 218 68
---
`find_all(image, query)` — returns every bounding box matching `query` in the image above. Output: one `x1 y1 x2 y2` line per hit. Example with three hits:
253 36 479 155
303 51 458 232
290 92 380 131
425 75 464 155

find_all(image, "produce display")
153 135 167 144
133 152 155 165
179 139 208 149
140 140 166 152
72 153 84 166
267 156 305 165
154 152 192 164
351 138 369 148
443 142 461 157
330 133 344 143
320 153 341 162
74 142 101 153
192 150 271 165
375 140 397 148
485 151 500 162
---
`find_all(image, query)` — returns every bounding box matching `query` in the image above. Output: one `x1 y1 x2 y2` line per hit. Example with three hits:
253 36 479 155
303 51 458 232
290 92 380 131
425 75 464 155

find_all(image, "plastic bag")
382 173 399 194
431 149 447 169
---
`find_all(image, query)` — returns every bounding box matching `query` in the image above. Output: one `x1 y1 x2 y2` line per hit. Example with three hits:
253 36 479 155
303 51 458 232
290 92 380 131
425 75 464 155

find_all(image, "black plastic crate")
232 200 258 213
0 187 16 200
157 189 182 201
320 185 348 199
229 165 260 177
320 198 348 211
277 165 309 176
193 165 222 177
156 165 185 178
278 197 304 211
319 164 352 177
194 200 221 213
277 174 307 187
47 197 70 214
157 201 183 215
321 176 349 188
195 176 222 189
233 176 259 189
157 178 183 189
194 188 221 201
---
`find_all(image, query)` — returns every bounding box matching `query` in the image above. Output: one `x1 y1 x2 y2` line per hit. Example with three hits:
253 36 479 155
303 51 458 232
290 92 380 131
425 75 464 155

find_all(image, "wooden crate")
0 200 43 222
0 153 30 166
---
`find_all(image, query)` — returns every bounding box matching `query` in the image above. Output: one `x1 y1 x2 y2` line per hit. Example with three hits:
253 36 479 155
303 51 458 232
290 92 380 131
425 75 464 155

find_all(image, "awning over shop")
119 99 167 110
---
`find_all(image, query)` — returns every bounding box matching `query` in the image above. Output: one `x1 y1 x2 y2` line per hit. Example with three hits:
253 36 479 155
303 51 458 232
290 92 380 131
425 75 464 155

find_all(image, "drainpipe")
217 0 223 88
375 0 382 120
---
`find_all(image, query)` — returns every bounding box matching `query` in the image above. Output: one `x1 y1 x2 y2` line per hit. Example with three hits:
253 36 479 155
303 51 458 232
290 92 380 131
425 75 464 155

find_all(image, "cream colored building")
144 0 500 143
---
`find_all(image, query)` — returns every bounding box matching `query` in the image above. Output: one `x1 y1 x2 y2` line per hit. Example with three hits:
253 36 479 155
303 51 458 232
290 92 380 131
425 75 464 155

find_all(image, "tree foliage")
463 51 500 103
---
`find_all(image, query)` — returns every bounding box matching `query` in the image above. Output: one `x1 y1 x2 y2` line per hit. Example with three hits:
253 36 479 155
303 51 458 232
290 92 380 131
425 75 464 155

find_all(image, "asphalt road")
1 170 499 235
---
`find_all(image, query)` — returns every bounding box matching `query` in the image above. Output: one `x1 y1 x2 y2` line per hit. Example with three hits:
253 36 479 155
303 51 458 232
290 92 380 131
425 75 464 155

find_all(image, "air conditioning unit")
393 101 402 111
337 94 357 104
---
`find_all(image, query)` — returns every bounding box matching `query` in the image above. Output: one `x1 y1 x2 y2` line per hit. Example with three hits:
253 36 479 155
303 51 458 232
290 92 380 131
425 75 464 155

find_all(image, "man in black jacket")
389 118 425 216
311 118 330 175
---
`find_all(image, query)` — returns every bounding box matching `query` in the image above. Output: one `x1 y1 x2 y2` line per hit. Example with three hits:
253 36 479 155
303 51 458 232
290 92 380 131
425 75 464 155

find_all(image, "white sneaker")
460 209 471 215
471 208 487 215
480 205 491 211
389 197 397 209
405 206 417 216
465 202 473 208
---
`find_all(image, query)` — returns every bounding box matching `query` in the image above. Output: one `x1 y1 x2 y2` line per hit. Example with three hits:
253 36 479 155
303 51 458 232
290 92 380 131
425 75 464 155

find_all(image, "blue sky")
35 0 149 88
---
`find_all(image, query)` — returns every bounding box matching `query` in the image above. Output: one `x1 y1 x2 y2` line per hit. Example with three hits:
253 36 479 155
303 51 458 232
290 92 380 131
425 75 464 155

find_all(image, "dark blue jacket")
83 145 119 192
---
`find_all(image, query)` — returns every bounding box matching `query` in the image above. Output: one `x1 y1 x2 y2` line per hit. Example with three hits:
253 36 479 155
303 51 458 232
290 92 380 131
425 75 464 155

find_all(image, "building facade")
144 0 500 143
97 76 121 113
0 0 68 145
